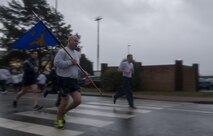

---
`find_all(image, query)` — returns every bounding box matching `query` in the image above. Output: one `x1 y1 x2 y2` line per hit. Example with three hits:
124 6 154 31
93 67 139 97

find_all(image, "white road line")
167 108 213 114
23 96 165 109
79 104 151 114
15 111 113 127
101 100 174 108
87 102 163 110
0 117 83 136
137 102 190 108
47 108 135 119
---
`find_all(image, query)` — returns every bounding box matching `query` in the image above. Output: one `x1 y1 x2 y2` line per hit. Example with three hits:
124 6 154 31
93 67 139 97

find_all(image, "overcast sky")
1 0 213 75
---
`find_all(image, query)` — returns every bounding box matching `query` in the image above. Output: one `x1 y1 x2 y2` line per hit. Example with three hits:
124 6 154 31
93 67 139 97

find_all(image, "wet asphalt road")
0 92 213 136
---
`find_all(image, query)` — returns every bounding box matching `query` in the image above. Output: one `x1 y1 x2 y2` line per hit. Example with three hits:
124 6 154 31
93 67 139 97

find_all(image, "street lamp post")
128 45 131 54
55 0 58 11
55 0 58 31
95 16 103 71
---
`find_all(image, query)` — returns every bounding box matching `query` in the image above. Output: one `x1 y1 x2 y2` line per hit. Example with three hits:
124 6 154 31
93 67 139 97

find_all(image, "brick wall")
142 65 175 91
182 64 198 91
101 60 198 92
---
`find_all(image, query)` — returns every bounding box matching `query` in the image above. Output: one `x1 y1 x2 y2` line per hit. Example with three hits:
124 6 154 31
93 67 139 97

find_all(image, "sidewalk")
81 91 213 104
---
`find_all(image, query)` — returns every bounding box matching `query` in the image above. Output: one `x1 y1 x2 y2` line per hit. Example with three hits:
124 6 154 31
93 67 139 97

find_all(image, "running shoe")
55 120 64 129
33 105 43 111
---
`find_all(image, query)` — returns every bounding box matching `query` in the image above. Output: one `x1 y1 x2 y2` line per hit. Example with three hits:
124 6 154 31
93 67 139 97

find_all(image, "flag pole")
32 11 102 95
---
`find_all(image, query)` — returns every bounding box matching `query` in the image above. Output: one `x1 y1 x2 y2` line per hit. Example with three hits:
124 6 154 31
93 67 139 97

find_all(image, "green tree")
0 0 72 49
101 68 122 91
80 54 93 75
0 0 75 69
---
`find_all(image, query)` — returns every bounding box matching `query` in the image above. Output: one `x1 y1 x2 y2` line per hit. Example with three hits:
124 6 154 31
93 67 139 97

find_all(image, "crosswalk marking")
15 111 114 127
101 99 190 108
22 96 184 108
79 104 151 113
166 108 213 114
0 117 83 136
1 100 159 135
87 102 163 110
136 103 182 108
47 107 135 119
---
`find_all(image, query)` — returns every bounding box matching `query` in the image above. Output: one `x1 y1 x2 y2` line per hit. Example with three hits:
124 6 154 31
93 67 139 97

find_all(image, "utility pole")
55 0 58 11
95 16 103 71
128 45 131 54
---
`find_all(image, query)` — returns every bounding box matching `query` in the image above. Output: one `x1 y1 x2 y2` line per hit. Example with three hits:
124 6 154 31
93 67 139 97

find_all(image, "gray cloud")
1 0 213 75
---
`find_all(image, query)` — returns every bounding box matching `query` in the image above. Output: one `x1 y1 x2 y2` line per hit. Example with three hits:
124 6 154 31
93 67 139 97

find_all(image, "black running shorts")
57 76 80 97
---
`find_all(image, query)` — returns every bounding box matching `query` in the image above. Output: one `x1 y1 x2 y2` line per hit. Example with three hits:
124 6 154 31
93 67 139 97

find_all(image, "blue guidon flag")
12 21 60 49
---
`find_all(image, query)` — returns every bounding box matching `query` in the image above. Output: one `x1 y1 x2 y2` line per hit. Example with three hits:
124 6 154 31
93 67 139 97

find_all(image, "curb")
81 92 213 103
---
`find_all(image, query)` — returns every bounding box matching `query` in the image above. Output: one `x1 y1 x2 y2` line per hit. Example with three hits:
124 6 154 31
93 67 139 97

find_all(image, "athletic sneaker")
63 113 67 124
54 114 67 127
1 90 8 94
129 106 137 109
55 120 64 129
33 105 43 111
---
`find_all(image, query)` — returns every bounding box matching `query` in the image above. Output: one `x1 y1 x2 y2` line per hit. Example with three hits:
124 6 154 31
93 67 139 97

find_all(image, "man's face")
68 37 79 49
31 51 38 59
128 55 133 62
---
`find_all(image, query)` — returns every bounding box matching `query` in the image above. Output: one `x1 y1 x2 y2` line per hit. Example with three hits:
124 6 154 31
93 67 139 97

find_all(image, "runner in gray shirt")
54 35 81 129
113 54 136 109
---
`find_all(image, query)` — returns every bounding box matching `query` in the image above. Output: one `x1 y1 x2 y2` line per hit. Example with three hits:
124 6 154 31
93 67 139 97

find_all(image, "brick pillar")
133 62 142 90
175 60 183 91
101 63 108 76
193 63 199 91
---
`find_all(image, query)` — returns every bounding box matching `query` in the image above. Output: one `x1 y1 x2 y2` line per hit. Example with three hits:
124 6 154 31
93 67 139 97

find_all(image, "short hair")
68 35 79 42
27 50 37 54
127 54 132 58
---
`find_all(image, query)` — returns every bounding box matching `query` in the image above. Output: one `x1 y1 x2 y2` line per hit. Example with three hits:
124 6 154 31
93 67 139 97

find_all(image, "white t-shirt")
119 61 134 78
37 74 47 84
0 69 11 80
11 75 20 84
